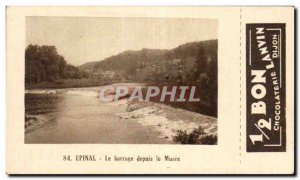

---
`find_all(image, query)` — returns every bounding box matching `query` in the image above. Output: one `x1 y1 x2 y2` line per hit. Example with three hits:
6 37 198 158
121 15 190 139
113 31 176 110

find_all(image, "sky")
26 17 217 66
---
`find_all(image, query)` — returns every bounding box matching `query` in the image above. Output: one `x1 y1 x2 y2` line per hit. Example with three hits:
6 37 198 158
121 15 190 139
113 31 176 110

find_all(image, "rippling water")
25 91 170 144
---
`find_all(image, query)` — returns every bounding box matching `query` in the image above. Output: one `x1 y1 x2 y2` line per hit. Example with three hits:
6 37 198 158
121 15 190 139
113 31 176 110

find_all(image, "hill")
78 61 101 71
89 39 217 75
79 39 218 116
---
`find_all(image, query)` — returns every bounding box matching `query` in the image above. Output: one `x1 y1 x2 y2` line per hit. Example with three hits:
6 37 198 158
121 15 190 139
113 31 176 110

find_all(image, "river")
25 91 171 144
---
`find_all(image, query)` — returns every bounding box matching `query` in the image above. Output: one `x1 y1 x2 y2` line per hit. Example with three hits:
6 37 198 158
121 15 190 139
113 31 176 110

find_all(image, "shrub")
199 134 217 145
173 126 217 145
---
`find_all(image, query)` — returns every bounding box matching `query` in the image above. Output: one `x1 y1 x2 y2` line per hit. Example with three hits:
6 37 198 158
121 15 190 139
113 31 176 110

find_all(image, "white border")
1 0 298 179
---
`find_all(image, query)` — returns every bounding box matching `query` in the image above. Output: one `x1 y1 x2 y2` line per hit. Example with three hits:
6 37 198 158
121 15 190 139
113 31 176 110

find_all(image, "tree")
25 44 83 84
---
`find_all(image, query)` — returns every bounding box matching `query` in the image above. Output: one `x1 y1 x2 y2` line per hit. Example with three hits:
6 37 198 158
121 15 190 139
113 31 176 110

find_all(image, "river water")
25 91 170 144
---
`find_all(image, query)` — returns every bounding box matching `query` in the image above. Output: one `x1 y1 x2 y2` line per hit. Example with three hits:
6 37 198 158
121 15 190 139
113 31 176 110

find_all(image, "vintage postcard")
6 6 294 174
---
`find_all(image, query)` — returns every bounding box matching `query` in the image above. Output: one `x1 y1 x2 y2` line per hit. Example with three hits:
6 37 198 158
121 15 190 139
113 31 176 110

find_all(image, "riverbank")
25 79 106 89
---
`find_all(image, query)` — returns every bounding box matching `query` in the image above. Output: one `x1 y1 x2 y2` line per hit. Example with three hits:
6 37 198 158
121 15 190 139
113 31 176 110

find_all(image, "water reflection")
25 93 169 144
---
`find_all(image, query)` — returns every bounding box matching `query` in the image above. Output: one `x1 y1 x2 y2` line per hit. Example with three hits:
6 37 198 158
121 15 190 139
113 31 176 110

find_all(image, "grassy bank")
25 79 106 89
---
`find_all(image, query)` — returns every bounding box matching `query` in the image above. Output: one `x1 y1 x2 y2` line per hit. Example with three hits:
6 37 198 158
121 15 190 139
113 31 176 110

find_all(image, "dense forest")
25 45 88 85
86 40 217 76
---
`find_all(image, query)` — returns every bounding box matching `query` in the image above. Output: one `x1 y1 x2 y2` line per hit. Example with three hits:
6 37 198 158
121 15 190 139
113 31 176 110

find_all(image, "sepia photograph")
24 17 218 144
